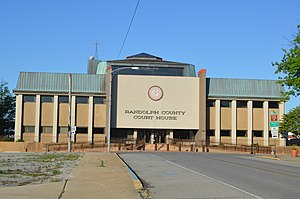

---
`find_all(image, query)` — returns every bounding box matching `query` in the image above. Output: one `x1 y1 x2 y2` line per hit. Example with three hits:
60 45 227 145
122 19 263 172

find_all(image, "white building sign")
116 75 200 129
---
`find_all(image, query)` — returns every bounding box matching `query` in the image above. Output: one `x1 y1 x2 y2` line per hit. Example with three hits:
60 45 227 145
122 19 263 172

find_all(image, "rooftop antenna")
95 40 99 60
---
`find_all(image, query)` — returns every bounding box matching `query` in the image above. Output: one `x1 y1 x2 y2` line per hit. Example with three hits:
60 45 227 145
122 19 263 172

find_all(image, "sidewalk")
0 152 142 199
0 181 65 199
62 152 141 199
258 154 300 163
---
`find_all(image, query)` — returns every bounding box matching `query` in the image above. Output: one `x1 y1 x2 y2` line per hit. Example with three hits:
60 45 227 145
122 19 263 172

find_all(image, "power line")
117 0 141 59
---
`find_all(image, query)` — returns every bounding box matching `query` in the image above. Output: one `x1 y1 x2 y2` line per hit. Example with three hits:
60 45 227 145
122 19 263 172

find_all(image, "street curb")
115 153 144 190
257 156 280 160
127 167 143 190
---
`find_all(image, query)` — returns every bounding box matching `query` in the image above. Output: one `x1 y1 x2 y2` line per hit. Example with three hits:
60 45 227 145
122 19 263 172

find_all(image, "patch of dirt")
0 152 82 187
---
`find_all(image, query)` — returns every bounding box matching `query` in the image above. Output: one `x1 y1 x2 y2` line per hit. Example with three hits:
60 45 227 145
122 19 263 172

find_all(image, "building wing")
207 78 283 99
14 72 106 94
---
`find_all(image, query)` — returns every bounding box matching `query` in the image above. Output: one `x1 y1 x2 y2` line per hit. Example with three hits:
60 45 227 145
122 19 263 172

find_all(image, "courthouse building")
14 53 285 146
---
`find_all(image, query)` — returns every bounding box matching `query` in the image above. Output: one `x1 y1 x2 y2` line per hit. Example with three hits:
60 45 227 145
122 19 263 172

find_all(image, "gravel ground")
0 152 82 187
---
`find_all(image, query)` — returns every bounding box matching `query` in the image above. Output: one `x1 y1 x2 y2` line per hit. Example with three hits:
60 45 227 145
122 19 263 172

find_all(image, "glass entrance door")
138 129 166 143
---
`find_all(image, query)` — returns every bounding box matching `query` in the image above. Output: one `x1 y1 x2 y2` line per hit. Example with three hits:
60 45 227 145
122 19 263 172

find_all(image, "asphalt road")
119 152 300 199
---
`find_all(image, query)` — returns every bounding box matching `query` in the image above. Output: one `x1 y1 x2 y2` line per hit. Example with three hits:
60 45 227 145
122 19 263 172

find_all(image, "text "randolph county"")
124 110 186 115
124 110 186 121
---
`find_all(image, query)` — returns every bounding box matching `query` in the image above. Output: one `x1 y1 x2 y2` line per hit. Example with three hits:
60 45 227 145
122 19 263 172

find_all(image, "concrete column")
34 95 41 142
189 131 194 140
279 102 286 146
165 135 169 143
88 96 93 143
71 96 76 127
263 101 269 146
215 99 221 144
247 101 253 146
167 130 174 144
133 129 138 139
133 129 138 144
231 100 237 145
52 95 58 143
196 69 206 147
150 133 154 144
14 94 23 141
279 102 285 120
165 130 170 144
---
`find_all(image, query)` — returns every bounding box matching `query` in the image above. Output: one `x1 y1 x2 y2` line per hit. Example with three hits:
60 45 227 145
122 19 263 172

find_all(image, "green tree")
279 105 300 135
273 24 300 100
0 81 15 135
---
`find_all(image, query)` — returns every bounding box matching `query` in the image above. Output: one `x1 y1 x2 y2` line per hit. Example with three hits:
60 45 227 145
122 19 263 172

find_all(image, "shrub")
1 137 14 142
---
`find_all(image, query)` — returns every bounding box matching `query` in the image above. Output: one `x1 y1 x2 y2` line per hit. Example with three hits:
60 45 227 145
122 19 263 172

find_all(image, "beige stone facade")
207 98 284 146
115 75 199 129
14 86 285 147
14 94 106 144
14 53 285 146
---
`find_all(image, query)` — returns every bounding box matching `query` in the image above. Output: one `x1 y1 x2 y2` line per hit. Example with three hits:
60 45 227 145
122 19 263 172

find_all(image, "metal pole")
274 139 277 158
68 74 72 152
250 132 253 154
107 70 112 153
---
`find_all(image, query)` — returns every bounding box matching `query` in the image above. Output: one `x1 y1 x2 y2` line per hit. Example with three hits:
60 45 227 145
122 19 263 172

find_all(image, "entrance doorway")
138 129 166 143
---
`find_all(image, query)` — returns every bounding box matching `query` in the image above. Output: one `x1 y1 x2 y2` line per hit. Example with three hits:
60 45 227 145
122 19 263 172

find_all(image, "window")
207 100 215 107
221 100 231 107
76 127 88 133
23 126 35 133
221 130 231 136
94 97 105 104
207 130 215 136
58 127 68 133
41 126 53 133
41 96 53 103
269 101 279 108
237 130 247 137
59 96 69 103
112 66 184 77
24 95 36 102
253 101 263 108
173 130 192 139
76 96 88 104
253 131 263 137
93 128 104 134
237 101 247 108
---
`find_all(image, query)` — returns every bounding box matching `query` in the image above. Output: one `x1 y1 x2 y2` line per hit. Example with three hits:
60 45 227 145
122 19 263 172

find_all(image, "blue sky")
1 0 299 111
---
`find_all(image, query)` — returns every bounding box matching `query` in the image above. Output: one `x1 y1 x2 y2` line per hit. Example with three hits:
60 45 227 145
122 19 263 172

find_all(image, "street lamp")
107 66 139 153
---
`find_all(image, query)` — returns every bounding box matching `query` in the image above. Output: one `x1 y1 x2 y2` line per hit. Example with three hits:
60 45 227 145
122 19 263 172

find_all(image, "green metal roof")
14 72 283 99
14 72 106 94
207 78 284 99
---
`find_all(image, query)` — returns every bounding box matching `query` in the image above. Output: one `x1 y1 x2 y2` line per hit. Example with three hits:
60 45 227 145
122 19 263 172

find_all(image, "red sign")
271 114 277 121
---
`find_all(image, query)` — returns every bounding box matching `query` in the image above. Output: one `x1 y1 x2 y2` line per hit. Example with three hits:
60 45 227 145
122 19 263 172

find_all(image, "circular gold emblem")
148 86 163 101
